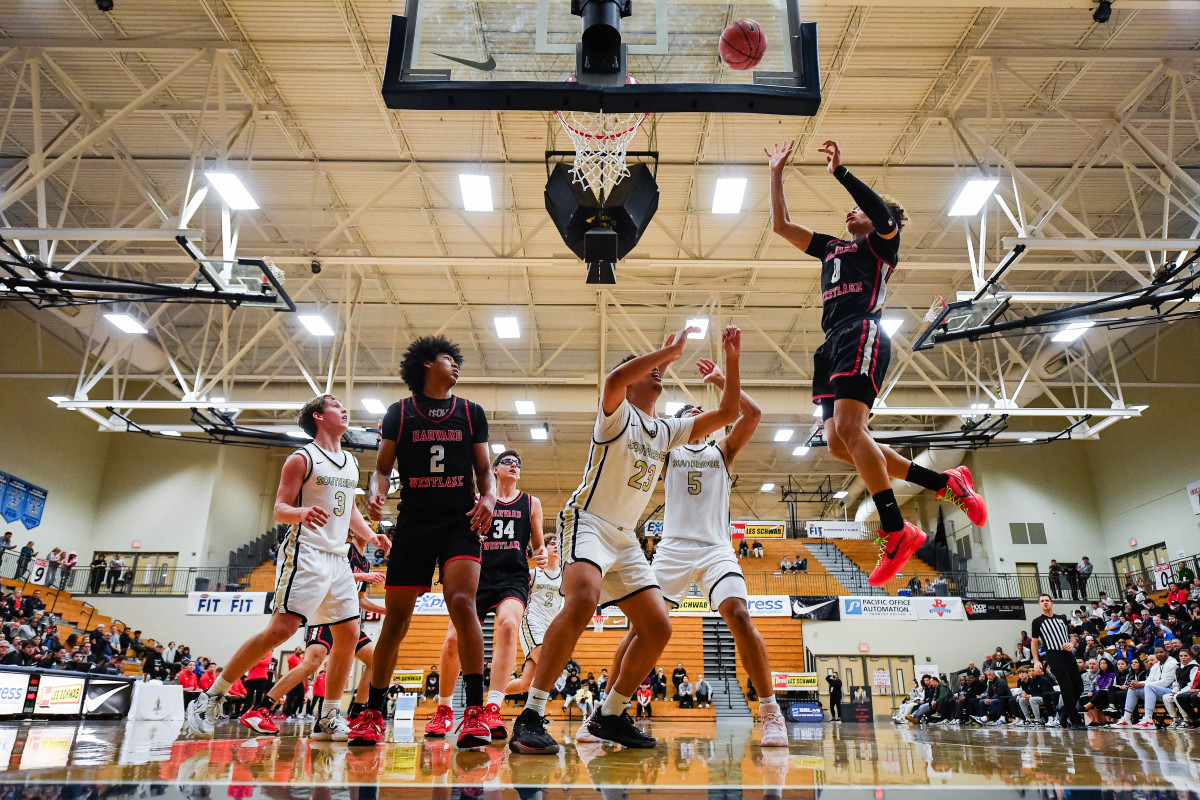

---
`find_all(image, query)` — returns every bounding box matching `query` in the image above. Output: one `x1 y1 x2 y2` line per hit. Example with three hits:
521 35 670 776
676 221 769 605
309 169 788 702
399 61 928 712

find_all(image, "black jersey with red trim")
804 231 900 334
381 395 489 521
347 543 371 593
483 492 534 582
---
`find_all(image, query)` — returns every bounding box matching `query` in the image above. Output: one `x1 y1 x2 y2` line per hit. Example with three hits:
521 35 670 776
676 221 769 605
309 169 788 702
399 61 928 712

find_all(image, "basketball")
719 19 767 70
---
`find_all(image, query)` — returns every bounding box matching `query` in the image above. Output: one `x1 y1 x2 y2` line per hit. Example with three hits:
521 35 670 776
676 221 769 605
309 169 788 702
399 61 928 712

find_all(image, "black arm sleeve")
469 401 489 443
804 232 836 260
832 165 896 234
380 401 403 442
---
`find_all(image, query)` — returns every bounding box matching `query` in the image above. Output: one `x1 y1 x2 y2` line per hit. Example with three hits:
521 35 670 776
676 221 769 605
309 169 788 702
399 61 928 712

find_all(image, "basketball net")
923 294 947 323
554 76 646 200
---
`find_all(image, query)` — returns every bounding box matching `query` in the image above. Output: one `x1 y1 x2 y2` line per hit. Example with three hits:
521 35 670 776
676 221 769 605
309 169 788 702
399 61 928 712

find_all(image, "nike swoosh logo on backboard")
432 52 497 72
84 685 126 713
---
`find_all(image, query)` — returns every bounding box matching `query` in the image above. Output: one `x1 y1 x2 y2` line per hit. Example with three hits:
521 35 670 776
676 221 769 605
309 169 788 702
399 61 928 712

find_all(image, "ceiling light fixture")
298 315 334 337
760 483 775 493
664 402 685 416
792 445 810 456
530 425 549 441
1051 321 1095 343
948 178 1000 216
494 316 520 339
1019 437 1037 443
459 174 494 212
204 171 259 210
161 430 182 437
48 396 69 404
362 398 387 415
491 443 506 454
833 490 849 499
515 400 536 415
686 318 709 339
773 429 794 442
103 313 147 334
881 318 903 338
712 178 747 214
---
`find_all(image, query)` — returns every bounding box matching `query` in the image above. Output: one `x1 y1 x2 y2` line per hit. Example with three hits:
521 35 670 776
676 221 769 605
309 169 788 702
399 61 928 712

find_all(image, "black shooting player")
352 335 498 749
427 449 545 741
767 138 987 587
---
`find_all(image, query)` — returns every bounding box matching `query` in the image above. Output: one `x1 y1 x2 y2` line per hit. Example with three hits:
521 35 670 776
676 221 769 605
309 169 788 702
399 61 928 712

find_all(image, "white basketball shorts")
559 508 658 608
273 537 359 626
652 538 748 611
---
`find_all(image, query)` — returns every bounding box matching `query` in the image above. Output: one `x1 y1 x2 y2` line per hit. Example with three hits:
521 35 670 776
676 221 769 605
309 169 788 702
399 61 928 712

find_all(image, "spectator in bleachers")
695 674 712 709
0 532 12 553
894 680 923 722
672 663 688 699
15 541 35 579
1113 646 1178 728
25 590 45 616
738 540 749 558
87 554 106 594
910 675 949 724
143 643 168 681
796 555 808 574
45 549 61 586
636 684 653 720
1077 557 1093 598
1167 583 1188 606
1163 649 1198 727
1015 667 1048 724
1175 650 1200 727
177 660 200 707
984 648 1012 676
779 556 792 572
653 667 668 701
678 677 694 708
106 554 127 593
162 641 176 665
560 667 583 714
974 670 1010 725
199 663 218 692
59 551 76 590
752 541 763 558
0 639 16 666
424 666 440 703
576 683 595 718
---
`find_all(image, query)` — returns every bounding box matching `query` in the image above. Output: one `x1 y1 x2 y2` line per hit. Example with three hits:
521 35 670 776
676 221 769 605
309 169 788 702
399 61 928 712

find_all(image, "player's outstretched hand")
696 358 724 386
466 493 496 537
662 326 700 363
819 140 842 173
360 572 386 585
367 493 386 521
765 140 795 173
533 546 549 569
721 325 741 357
369 531 392 553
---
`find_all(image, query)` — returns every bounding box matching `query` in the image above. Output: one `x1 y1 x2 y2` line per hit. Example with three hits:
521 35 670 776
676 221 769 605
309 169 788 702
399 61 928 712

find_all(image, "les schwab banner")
772 672 819 691
730 522 786 540
670 596 792 617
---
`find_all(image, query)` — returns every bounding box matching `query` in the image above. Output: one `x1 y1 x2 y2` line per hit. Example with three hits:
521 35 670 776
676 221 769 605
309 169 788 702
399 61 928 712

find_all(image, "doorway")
813 654 915 717
128 552 179 589
1111 543 1168 584
1015 562 1041 598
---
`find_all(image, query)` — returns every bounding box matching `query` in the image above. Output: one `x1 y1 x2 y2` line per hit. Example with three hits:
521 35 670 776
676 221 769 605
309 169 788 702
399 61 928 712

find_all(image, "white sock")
760 694 777 710
601 690 631 717
208 677 233 698
526 688 550 714
438 695 454 708
1120 713 1131 722
486 690 505 708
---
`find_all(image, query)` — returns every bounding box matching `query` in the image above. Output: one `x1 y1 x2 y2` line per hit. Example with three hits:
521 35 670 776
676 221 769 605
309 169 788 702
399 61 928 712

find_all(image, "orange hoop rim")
553 74 647 141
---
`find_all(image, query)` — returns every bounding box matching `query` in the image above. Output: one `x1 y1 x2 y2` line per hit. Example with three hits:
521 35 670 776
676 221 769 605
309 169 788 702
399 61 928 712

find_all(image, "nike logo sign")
432 52 497 72
791 599 835 616
84 685 127 713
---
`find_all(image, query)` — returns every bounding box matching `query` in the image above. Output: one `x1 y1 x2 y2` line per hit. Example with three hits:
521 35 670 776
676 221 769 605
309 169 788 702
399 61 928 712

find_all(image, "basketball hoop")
923 294 947 323
553 75 646 200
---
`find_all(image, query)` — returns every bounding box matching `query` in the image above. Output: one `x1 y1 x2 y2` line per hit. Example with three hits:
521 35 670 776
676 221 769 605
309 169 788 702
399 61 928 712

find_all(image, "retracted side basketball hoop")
554 75 647 200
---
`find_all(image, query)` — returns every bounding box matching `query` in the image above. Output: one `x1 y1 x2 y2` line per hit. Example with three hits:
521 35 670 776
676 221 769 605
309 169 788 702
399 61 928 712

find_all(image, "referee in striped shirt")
1032 593 1084 728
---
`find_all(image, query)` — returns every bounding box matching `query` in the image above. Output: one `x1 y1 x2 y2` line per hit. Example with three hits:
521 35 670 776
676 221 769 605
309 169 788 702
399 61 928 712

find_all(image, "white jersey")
526 567 563 628
292 442 360 554
662 442 731 547
564 400 694 531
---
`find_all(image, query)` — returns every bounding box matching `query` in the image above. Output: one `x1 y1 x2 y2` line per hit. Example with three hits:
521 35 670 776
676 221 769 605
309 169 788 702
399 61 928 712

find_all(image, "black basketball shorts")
812 317 892 420
305 623 372 653
385 515 482 592
473 576 529 622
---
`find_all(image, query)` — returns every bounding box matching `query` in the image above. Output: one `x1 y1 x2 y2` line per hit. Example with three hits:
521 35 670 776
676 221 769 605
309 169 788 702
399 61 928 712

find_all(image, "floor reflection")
1 717 1199 794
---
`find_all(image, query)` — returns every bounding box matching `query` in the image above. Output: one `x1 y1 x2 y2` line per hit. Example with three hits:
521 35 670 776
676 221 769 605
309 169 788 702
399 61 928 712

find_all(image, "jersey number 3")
492 519 516 539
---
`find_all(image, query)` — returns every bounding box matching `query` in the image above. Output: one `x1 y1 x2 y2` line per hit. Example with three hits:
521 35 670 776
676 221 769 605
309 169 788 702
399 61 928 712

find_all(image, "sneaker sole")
587 728 657 748
490 728 509 740
424 731 449 738
240 722 280 735
508 739 560 755
457 733 492 749
347 735 383 747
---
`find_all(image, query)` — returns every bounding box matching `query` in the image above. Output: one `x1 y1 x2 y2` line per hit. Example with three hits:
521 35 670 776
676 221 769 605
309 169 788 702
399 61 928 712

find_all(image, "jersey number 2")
429 444 445 473
627 460 653 492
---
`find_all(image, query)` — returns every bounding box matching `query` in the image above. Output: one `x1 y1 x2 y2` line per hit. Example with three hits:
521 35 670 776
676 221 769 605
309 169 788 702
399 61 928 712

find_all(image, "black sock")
906 462 949 492
873 489 904 533
348 701 364 717
368 685 388 713
464 673 485 708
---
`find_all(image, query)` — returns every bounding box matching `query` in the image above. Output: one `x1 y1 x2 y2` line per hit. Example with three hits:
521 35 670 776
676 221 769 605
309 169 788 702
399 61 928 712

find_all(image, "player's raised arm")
600 325 698 416
275 452 327 529
819 139 899 241
689 326 742 440
767 140 816 252
695 357 761 467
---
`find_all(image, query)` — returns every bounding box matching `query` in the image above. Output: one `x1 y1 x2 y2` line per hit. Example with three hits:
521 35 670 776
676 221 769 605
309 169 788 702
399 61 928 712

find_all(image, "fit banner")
805 520 866 539
964 598 1028 621
790 596 841 620
186 592 273 615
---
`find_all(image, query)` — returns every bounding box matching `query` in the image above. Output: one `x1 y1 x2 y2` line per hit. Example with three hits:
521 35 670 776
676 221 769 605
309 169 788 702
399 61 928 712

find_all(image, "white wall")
802 604 1040 671
97 595 304 663
203 446 281 567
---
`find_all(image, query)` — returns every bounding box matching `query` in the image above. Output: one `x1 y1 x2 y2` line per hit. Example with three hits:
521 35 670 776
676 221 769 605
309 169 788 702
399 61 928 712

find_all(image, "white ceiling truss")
1 1 1198 520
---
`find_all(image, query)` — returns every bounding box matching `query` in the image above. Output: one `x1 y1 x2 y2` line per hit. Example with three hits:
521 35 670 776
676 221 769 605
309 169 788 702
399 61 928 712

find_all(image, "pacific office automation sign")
186 592 275 615
730 521 786 540
839 596 965 621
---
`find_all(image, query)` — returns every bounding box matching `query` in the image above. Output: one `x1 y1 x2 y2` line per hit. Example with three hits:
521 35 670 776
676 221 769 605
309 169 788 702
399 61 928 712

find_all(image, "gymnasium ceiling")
1 0 1199 523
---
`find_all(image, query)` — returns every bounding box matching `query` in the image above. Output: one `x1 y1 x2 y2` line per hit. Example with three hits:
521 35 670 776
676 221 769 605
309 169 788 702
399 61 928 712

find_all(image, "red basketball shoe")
456 705 493 749
239 707 280 735
424 704 454 738
936 465 988 526
347 709 385 747
868 522 928 587
483 702 508 740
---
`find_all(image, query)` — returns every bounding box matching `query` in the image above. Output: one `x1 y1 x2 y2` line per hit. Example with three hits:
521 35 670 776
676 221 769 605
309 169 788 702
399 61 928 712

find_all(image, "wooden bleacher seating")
733 539 850 595
828 539 941 595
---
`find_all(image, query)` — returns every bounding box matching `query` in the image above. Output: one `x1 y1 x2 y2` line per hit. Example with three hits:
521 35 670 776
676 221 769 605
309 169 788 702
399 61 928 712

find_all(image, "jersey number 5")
430 444 445 473
627 460 654 492
687 471 702 495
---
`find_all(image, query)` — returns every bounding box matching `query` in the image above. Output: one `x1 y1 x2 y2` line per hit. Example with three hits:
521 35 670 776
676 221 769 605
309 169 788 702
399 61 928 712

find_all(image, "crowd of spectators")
897 580 1200 729
737 540 765 559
